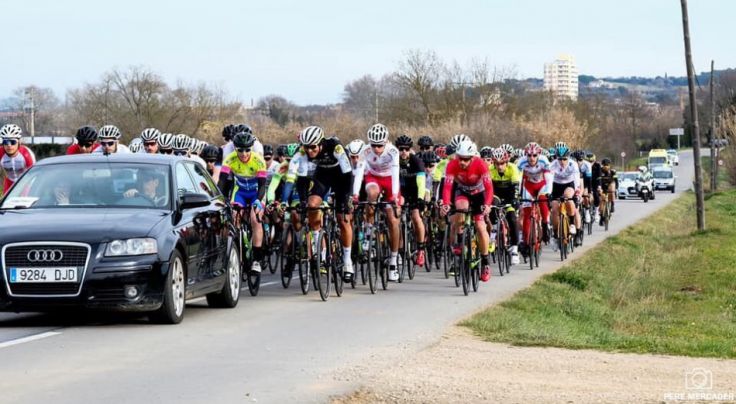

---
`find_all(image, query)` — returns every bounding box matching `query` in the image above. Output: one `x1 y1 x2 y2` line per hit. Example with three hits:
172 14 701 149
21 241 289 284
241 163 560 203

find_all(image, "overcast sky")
2 0 733 105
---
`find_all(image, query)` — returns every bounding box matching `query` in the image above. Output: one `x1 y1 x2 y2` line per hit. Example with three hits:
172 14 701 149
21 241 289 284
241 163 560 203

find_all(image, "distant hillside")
579 68 735 87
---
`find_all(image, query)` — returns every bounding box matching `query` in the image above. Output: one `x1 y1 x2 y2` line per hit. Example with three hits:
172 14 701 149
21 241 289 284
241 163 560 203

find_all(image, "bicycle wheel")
366 229 378 294
298 230 310 295
280 226 294 289
397 219 407 283
587 205 594 235
443 225 451 278
313 229 330 301
460 229 470 296
528 218 536 270
378 229 389 291
406 222 417 281
470 232 479 293
604 200 611 231
331 231 344 297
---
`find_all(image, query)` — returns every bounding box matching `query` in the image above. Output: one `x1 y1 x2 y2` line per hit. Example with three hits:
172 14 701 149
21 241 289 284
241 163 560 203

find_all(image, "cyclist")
129 138 143 153
575 150 593 224
440 140 494 282
518 142 553 257
0 124 36 194
267 143 302 277
549 142 581 250
480 147 494 167
263 144 279 175
282 126 355 281
597 158 618 224
190 139 206 156
219 131 268 273
396 135 427 267
201 145 221 181
158 133 174 155
93 125 130 154
511 148 523 165
172 134 206 169
347 139 365 170
489 148 522 265
66 126 99 154
140 128 161 154
352 123 401 281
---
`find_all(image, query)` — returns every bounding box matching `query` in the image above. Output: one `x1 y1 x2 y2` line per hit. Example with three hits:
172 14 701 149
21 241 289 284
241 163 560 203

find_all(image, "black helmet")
75 126 98 143
601 158 612 166
234 124 253 136
445 144 456 156
233 132 256 148
276 144 287 157
479 146 493 158
418 135 433 148
262 144 274 156
395 135 413 147
222 124 236 141
201 145 220 161
418 151 438 166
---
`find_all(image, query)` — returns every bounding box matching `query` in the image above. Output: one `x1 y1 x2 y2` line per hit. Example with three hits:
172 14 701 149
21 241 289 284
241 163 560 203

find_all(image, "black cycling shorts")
551 181 576 200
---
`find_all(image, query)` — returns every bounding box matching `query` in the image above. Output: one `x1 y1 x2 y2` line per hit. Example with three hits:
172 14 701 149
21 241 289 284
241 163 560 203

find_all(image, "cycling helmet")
492 148 509 163
158 133 174 149
524 142 543 156
276 144 287 157
601 158 612 166
455 140 477 158
286 143 300 157
140 128 161 142
435 145 447 159
417 135 433 148
347 139 365 156
129 138 143 153
499 143 515 155
191 139 206 155
547 146 556 157
98 125 122 139
262 144 274 156
449 134 470 149
367 123 389 145
234 124 253 136
172 134 191 151
571 150 583 160
418 151 439 166
233 131 256 148
479 146 493 158
395 135 413 148
638 165 648 173
0 124 22 139
541 149 550 158
75 126 98 143
222 124 237 141
514 148 524 158
445 144 456 156
586 152 596 162
299 126 324 146
554 141 570 158
201 145 220 161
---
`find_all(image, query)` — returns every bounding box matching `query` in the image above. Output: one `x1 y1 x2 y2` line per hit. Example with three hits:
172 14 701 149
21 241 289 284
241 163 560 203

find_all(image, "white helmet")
129 138 143 153
140 128 161 142
366 123 389 145
347 139 365 156
99 125 122 139
299 126 324 146
455 140 477 158
172 134 191 151
0 124 22 139
158 133 174 148
638 165 648 173
449 134 470 149
191 139 206 155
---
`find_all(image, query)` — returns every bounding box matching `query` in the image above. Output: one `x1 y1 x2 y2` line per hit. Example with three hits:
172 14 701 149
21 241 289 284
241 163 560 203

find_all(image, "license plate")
9 267 78 283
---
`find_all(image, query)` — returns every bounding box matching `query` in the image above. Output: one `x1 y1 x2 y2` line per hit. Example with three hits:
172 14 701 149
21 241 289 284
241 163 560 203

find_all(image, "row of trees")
5 50 722 164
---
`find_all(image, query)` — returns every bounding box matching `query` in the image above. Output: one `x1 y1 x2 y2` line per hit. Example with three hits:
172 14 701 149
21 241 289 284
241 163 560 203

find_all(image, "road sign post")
669 128 684 149
620 151 626 170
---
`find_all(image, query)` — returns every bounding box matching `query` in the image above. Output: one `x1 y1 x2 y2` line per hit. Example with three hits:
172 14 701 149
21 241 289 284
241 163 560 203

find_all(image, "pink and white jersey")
517 155 553 195
0 145 36 194
352 143 400 196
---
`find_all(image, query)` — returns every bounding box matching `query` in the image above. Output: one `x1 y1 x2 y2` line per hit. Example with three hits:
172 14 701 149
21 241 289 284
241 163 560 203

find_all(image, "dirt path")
331 327 736 403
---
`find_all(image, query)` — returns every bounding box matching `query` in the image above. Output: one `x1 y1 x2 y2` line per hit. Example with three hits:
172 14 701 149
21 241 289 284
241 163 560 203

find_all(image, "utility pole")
25 87 36 139
374 89 379 123
680 0 705 230
710 60 717 192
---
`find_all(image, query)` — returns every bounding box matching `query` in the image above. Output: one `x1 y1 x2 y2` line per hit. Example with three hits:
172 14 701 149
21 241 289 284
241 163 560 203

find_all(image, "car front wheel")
150 250 186 324
207 245 241 308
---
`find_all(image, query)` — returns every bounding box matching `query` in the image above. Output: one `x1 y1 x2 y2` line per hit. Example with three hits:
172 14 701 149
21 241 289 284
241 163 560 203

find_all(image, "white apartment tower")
544 54 579 101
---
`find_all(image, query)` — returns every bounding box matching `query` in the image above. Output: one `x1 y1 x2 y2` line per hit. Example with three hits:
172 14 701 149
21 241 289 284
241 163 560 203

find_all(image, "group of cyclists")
0 120 626 296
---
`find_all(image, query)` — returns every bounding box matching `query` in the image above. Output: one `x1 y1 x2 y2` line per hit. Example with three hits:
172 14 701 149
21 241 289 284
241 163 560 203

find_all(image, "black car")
0 154 241 324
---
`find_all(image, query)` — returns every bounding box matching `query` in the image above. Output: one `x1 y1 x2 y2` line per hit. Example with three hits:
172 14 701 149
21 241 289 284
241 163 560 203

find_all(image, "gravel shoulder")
331 326 736 403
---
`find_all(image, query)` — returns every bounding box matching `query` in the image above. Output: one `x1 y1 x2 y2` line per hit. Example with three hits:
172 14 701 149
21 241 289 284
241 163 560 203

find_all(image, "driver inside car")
123 170 167 206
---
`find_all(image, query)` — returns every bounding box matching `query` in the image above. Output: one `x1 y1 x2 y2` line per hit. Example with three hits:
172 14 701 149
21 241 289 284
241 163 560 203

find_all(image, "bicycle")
232 204 261 296
356 200 394 293
598 187 613 231
448 208 481 296
520 198 544 270
490 203 514 276
398 202 420 282
306 203 345 301
554 196 575 261
278 204 307 291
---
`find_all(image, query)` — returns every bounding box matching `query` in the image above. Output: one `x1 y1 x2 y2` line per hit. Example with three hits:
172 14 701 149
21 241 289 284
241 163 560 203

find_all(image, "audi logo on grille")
26 249 64 262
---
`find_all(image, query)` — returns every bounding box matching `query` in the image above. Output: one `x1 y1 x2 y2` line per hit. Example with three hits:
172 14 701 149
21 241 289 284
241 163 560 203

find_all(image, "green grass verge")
461 190 736 358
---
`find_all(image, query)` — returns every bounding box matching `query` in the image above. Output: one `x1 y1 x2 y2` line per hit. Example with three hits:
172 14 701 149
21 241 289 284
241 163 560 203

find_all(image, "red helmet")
492 148 509 163
524 142 542 156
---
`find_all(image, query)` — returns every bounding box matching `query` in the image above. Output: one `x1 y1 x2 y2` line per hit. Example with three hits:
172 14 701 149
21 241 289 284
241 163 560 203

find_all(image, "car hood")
0 208 170 244
619 179 636 187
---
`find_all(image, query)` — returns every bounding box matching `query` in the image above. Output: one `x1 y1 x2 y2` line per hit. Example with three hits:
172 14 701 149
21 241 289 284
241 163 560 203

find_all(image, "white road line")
0 331 61 349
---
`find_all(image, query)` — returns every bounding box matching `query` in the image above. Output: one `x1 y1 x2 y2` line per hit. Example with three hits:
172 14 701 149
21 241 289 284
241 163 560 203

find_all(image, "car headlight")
105 238 158 256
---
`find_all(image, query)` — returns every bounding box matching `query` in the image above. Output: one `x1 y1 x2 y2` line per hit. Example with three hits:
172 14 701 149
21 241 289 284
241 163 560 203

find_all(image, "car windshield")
667 150 677 156
653 170 673 179
649 157 667 165
621 173 637 181
1 163 171 210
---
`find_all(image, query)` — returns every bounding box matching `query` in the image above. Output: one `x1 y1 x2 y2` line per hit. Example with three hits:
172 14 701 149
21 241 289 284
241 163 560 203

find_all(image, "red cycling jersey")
442 156 493 206
66 143 100 155
0 145 36 194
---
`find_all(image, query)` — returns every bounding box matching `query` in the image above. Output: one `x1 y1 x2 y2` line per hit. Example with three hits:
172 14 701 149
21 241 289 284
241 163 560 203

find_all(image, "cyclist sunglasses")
144 141 157 147
2 139 19 146
100 141 116 147
173 150 188 156
304 145 319 151
79 142 95 148
398 147 411 152
236 147 251 153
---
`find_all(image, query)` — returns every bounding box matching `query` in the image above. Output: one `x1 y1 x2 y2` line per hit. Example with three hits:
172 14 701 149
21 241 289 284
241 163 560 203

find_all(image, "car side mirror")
180 193 209 210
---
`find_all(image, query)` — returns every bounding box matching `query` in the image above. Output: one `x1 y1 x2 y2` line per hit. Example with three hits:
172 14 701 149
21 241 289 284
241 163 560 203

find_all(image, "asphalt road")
0 151 696 403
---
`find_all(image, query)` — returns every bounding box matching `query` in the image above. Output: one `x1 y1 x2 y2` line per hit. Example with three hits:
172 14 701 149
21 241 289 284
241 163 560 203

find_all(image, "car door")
174 162 206 292
184 162 229 287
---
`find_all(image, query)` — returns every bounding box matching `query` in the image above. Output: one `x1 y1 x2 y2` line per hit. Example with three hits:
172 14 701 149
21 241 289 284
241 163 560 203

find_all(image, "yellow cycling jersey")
489 163 521 204
221 151 267 191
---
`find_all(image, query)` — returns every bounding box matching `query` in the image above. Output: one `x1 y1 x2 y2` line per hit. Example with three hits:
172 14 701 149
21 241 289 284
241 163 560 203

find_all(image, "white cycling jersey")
551 159 580 189
579 160 592 178
92 144 131 154
352 143 400 197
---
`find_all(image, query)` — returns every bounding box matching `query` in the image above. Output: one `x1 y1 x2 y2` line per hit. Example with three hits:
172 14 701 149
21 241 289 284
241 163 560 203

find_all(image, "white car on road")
617 172 639 199
667 149 679 166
